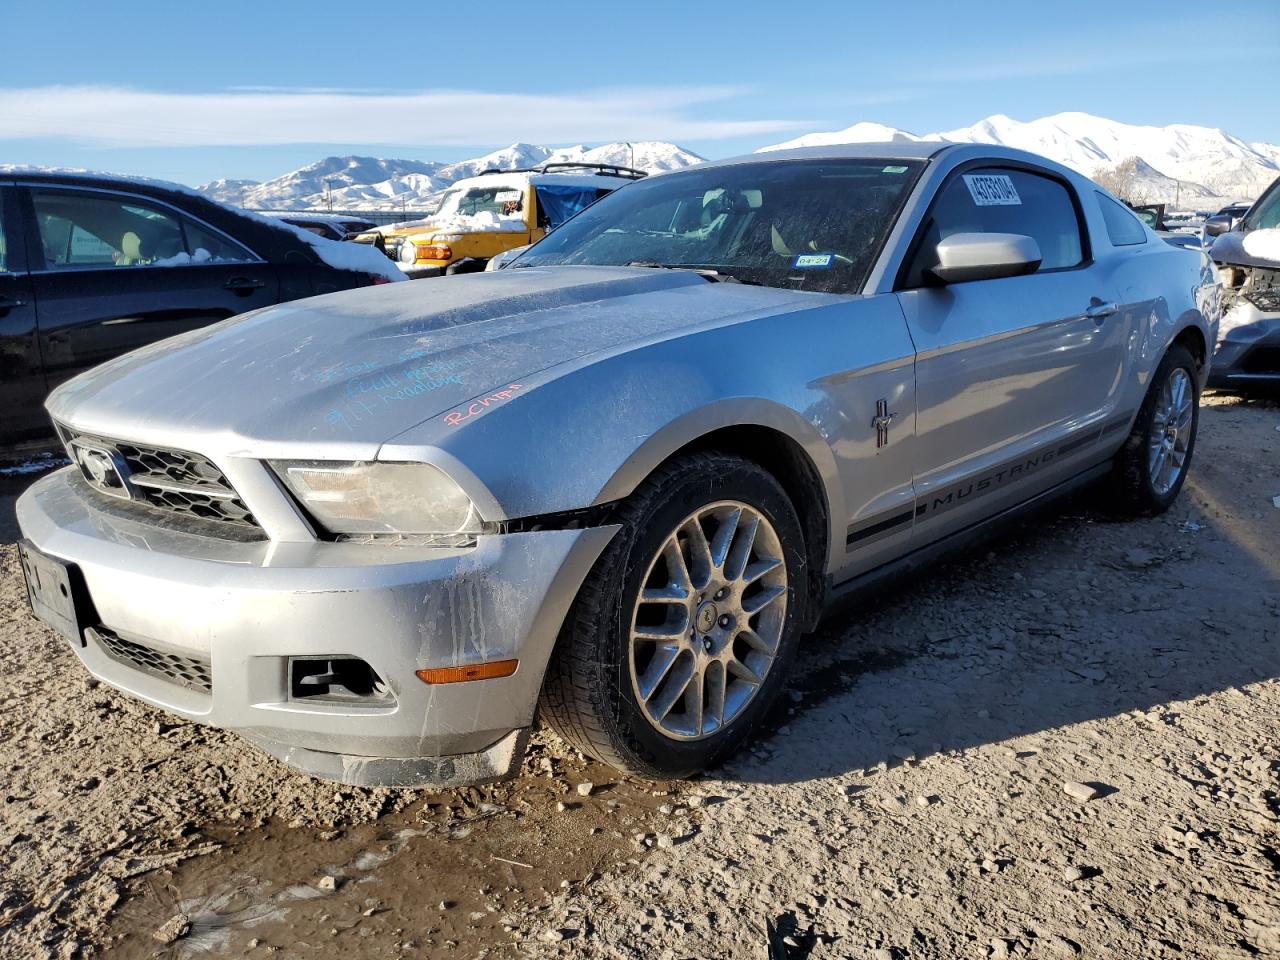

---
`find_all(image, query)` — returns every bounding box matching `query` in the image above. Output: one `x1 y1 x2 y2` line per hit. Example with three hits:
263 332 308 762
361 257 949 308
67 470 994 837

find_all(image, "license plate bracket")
18 540 84 646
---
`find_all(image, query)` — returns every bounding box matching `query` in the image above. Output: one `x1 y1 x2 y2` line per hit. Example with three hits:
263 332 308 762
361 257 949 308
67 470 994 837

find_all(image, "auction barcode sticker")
963 174 1021 206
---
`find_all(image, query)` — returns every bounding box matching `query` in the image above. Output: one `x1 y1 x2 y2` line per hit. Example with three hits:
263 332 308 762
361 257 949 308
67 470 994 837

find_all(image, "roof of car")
692 141 952 171
448 170 638 192
0 166 209 194
685 141 1087 177
0 167 404 280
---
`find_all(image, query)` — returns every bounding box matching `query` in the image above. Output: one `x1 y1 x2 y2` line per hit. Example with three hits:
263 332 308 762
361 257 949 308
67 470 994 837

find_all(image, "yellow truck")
356 163 645 278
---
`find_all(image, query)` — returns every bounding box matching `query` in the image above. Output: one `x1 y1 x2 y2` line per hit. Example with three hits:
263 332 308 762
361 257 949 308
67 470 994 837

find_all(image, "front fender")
381 318 848 558
591 397 841 513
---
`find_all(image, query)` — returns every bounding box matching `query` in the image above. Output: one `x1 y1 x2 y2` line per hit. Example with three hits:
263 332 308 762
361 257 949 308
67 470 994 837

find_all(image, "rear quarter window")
1096 192 1148 246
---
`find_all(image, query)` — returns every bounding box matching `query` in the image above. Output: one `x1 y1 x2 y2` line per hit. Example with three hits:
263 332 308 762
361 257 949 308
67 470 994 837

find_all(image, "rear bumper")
17 467 615 786
1208 305 1280 390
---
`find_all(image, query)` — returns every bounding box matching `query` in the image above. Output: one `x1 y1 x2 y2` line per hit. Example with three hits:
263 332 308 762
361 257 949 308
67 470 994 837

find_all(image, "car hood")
48 266 823 456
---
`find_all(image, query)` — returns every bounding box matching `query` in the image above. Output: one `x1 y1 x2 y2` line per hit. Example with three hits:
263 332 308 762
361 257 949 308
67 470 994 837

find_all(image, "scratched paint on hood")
47 266 823 452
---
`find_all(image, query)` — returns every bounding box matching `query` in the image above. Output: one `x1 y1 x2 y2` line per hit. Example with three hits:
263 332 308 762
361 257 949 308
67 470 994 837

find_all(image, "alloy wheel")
1147 367 1194 496
629 501 788 741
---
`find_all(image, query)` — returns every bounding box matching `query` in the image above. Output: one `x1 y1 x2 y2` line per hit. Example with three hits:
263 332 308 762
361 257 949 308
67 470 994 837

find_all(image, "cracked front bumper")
1208 303 1280 391
17 467 615 787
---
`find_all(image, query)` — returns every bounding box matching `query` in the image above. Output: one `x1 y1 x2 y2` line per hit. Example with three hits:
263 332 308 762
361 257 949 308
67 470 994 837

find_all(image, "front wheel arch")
540 451 808 777
590 401 842 623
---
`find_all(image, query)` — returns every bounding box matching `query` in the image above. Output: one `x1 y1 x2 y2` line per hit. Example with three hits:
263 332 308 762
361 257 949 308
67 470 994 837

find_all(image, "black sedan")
0 171 401 445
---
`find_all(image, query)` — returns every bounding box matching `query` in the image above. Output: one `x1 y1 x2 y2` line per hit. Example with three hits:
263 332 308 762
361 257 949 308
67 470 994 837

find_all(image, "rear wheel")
540 453 805 778
1110 343 1199 515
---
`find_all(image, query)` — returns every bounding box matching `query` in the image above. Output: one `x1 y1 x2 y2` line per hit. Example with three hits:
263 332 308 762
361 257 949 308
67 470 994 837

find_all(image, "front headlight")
270 461 481 536
399 240 420 264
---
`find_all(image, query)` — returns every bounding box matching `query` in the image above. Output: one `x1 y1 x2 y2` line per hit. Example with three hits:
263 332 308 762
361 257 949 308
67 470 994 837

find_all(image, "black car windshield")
515 158 926 294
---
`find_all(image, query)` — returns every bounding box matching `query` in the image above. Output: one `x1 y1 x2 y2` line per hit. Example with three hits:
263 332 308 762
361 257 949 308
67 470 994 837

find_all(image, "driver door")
897 166 1130 544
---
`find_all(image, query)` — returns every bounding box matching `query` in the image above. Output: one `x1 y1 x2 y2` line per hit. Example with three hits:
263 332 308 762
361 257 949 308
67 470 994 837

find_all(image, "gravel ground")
1 393 1277 960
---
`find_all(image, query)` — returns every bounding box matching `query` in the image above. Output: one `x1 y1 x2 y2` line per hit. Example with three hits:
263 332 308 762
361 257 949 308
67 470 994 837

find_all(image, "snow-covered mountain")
760 113 1280 206
198 141 703 212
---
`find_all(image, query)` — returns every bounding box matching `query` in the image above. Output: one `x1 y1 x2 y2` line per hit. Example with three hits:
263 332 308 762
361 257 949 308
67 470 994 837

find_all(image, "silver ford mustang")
17 143 1219 787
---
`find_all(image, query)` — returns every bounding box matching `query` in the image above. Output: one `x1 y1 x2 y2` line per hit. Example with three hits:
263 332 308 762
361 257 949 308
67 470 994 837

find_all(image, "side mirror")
1203 214 1233 238
925 232 1043 285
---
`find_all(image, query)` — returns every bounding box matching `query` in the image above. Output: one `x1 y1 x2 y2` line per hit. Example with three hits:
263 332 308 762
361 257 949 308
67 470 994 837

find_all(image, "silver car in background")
17 143 1219 787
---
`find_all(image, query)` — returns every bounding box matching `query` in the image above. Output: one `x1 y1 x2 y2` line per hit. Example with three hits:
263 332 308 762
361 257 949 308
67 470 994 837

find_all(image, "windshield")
426 190 461 217
515 158 926 293
435 185 524 219
1244 179 1279 231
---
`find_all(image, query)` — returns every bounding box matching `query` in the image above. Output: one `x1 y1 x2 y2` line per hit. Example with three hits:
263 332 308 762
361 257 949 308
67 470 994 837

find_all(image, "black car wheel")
540 452 806 778
1110 343 1199 515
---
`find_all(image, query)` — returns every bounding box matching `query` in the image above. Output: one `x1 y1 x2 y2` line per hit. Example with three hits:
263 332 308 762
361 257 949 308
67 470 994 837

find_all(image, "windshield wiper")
623 261 753 284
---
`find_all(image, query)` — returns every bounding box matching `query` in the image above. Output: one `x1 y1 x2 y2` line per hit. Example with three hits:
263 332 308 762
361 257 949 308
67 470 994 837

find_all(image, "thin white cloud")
0 85 816 147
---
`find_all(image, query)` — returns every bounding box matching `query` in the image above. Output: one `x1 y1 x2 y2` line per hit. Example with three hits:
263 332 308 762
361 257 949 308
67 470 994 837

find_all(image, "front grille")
91 626 212 693
117 441 258 527
59 427 262 534
1244 288 1280 313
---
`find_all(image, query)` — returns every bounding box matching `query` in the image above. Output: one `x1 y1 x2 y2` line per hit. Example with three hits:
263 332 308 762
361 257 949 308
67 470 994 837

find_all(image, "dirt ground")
1 393 1277 960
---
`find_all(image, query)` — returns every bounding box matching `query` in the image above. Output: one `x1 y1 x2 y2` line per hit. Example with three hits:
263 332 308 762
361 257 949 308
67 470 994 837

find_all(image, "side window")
1095 192 1148 246
33 190 186 268
534 185 603 229
182 219 255 263
905 167 1084 286
31 189 255 269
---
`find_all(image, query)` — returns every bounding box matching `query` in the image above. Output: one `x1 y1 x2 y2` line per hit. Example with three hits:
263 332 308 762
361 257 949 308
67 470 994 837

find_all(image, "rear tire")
539 452 806 779
1109 343 1199 516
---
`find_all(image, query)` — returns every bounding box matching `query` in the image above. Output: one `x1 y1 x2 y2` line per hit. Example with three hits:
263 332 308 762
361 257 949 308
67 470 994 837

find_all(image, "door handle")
223 277 266 295
0 296 26 311
1084 302 1118 323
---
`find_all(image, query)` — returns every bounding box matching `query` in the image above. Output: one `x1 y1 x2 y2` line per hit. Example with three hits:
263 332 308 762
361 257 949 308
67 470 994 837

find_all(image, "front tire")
540 453 806 778
1110 343 1199 516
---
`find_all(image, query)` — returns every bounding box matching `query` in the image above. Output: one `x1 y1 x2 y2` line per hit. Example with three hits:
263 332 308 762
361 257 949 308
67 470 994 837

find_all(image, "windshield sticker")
442 384 524 427
963 174 1021 206
882 165 909 174
494 190 522 202
793 253 834 269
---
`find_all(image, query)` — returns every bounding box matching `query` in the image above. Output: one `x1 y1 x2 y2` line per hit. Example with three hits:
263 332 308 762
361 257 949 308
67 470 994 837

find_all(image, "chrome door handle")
1084 302 1118 322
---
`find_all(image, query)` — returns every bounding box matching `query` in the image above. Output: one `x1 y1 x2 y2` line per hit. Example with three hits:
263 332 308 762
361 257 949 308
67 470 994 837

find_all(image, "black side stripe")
845 509 913 547
845 411 1136 552
1100 414 1131 437
1056 430 1098 456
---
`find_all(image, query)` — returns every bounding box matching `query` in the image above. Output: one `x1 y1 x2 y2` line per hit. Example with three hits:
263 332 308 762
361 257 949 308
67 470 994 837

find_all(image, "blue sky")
2 0 1277 186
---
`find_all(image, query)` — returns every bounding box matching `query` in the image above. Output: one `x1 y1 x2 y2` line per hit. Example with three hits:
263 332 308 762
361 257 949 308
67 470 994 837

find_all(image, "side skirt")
819 460 1112 623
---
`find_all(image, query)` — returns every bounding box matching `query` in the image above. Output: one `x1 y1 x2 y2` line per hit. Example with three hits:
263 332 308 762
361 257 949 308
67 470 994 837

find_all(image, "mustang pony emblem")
872 399 897 448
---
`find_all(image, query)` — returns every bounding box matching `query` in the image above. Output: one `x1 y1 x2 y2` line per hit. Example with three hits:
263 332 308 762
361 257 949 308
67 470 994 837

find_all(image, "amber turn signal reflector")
415 659 518 684
418 243 452 260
